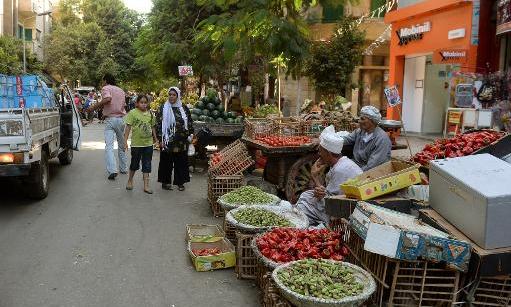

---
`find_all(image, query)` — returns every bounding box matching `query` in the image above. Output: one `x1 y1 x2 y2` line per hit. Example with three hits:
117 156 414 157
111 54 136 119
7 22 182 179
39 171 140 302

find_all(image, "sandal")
178 185 185 191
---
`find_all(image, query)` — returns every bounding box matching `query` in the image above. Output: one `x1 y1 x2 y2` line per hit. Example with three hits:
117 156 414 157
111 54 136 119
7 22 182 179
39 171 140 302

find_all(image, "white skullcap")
319 125 344 154
360 106 382 124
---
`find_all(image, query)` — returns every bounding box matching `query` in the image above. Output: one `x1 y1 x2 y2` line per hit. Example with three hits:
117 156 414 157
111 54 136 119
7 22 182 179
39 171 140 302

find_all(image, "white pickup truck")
0 75 82 199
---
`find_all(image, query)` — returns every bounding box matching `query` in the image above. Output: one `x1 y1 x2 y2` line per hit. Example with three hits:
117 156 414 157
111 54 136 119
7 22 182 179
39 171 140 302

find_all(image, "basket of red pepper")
252 228 350 270
412 130 506 167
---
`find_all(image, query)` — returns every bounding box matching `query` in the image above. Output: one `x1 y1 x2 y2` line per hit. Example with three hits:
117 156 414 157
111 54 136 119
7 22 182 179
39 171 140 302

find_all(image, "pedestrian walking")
123 94 159 194
157 87 194 191
87 73 128 180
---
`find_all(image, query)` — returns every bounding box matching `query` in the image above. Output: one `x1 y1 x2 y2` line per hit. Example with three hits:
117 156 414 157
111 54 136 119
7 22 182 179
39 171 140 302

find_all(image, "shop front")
385 0 479 135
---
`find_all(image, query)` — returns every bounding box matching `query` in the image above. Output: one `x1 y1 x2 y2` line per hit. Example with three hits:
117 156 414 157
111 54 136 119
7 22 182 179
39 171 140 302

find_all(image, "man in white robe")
296 126 363 226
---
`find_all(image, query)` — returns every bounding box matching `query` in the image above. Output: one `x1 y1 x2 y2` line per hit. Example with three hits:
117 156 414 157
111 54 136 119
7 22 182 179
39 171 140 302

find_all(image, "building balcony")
19 0 37 19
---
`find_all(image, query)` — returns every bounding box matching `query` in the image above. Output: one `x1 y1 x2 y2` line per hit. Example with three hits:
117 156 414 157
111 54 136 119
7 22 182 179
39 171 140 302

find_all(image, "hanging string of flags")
363 25 392 55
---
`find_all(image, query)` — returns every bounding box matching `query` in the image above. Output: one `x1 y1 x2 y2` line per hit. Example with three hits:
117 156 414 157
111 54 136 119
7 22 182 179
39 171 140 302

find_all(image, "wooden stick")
395 106 414 159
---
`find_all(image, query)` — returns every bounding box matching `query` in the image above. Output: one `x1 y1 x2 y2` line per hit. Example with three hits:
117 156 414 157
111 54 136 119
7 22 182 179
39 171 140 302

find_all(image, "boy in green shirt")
124 94 159 193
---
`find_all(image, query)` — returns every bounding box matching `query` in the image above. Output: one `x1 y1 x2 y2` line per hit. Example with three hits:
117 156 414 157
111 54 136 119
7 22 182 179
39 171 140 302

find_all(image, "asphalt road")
0 123 259 307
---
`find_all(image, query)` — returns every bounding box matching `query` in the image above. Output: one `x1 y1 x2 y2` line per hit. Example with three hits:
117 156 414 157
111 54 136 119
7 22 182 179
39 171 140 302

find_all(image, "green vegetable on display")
223 186 274 204
233 207 292 227
277 259 364 300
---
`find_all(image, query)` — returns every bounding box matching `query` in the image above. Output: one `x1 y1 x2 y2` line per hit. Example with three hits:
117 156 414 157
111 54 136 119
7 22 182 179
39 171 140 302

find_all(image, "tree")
0 36 42 74
82 0 142 81
45 22 118 84
305 16 365 100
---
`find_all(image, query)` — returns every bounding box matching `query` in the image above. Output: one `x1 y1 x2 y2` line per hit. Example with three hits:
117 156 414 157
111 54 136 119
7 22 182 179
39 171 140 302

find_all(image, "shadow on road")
0 160 63 208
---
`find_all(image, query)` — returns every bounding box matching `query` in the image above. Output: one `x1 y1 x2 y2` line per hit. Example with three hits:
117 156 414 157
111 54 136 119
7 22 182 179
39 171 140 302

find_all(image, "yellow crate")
186 224 225 243
188 239 236 272
341 160 421 200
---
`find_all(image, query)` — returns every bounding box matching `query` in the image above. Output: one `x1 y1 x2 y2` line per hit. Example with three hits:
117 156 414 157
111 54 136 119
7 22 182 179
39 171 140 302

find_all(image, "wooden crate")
271 117 302 137
223 216 237 247
244 118 275 139
261 272 294 307
208 139 254 176
346 225 462 307
207 174 244 218
235 231 257 280
256 260 270 290
469 275 511 306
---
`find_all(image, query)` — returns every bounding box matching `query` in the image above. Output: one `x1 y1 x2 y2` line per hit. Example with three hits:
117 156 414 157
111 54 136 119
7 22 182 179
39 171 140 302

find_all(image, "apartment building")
1 0 54 61
279 0 392 116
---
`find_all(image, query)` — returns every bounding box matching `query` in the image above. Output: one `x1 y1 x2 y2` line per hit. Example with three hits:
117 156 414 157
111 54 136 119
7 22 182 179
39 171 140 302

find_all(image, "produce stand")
242 136 319 203
194 121 244 145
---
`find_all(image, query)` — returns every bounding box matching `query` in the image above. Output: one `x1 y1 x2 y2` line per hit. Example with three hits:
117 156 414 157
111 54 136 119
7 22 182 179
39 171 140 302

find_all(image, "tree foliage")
305 16 365 99
0 36 42 75
45 0 140 86
45 22 118 84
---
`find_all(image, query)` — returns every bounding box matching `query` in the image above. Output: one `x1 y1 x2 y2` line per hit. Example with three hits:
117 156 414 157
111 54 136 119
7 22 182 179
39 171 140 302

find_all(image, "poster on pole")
178 66 193 77
384 86 402 107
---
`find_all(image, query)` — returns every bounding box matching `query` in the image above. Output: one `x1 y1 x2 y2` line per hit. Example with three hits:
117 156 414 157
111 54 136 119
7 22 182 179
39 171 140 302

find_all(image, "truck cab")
0 75 82 199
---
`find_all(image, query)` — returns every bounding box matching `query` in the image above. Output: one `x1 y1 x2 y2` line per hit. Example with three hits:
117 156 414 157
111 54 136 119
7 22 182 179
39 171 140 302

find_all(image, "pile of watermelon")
190 91 243 124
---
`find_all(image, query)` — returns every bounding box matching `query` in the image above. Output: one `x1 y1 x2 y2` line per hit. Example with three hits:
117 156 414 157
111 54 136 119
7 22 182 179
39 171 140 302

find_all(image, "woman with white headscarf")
343 106 392 171
156 87 194 191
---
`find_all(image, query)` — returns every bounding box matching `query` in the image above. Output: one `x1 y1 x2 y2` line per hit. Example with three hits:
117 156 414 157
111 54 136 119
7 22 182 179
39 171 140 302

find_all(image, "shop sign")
384 86 402 107
433 49 468 64
397 22 431 46
448 28 466 40
497 0 511 35
178 66 193 76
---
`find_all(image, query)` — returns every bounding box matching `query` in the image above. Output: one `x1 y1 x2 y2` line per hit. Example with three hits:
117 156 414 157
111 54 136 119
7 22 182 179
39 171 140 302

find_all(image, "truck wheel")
58 148 73 165
26 150 49 199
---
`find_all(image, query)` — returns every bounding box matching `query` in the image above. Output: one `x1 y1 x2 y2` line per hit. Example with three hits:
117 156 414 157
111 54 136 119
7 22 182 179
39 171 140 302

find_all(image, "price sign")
178 66 193 77
384 86 402 107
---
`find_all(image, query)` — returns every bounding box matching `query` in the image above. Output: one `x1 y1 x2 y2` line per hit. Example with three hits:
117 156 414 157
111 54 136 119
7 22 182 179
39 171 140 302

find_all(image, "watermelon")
216 117 225 124
202 109 210 117
199 115 207 122
206 117 215 123
207 103 216 111
226 111 236 119
193 108 203 116
196 100 205 110
216 104 224 112
214 97 221 105
234 116 243 123
200 96 209 104
191 114 198 121
211 110 220 119
226 118 235 124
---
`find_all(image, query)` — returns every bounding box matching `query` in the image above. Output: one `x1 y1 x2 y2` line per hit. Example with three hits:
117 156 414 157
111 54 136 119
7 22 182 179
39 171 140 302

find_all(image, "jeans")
130 146 153 173
104 117 128 175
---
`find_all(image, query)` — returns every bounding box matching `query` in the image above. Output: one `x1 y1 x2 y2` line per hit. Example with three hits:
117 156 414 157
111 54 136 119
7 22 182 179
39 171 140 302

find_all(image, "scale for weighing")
455 84 474 107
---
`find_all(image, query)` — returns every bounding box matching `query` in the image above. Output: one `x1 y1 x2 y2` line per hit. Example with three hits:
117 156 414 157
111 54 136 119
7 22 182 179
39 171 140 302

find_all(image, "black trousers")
158 150 190 185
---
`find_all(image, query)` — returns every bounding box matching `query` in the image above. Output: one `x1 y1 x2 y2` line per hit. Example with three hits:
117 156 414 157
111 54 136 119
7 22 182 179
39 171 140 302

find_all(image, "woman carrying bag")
157 87 194 191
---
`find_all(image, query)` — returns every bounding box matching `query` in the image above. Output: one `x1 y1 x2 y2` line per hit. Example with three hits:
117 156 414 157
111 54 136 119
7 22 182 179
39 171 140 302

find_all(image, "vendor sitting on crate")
296 126 363 226
343 106 392 171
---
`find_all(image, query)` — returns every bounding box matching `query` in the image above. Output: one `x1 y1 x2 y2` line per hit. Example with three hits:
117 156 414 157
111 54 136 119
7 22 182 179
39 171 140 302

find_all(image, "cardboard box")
341 160 421 200
350 202 471 272
188 239 236 272
420 209 511 278
186 224 225 243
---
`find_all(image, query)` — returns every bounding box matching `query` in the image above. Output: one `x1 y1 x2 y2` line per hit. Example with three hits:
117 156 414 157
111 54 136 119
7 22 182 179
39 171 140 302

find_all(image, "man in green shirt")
123 95 159 194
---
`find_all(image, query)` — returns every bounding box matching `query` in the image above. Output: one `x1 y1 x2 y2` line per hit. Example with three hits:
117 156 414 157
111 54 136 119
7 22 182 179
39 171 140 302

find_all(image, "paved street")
0 123 259 307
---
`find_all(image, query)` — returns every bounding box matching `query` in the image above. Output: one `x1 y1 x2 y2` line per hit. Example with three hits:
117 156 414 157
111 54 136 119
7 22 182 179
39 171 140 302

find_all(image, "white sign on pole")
384 86 402 107
178 66 193 76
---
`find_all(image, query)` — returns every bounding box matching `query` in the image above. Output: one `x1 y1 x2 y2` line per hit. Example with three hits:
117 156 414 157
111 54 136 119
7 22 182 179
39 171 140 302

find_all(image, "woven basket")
251 233 281 270
225 205 309 234
218 193 281 211
272 260 376 307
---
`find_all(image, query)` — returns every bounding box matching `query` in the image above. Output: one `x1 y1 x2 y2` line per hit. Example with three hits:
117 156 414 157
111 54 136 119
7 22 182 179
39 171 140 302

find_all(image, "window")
371 0 387 17
322 3 344 23
24 28 33 41
17 25 23 39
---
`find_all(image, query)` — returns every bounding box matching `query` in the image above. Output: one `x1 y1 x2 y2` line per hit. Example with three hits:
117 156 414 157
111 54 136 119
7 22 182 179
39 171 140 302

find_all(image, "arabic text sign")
178 66 193 76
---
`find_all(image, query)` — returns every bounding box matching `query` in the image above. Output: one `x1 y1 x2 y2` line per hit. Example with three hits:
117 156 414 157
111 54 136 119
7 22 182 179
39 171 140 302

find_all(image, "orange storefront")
384 0 479 134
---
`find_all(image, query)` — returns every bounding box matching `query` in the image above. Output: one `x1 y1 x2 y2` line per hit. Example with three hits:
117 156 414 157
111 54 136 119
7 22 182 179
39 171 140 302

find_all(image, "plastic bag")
188 144 195 157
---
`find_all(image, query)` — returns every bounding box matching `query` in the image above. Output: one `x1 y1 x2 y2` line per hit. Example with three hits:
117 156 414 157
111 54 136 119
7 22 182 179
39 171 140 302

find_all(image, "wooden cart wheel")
285 153 327 204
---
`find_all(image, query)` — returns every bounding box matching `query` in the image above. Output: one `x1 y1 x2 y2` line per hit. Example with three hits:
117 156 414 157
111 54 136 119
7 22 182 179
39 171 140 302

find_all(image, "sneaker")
108 173 117 180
